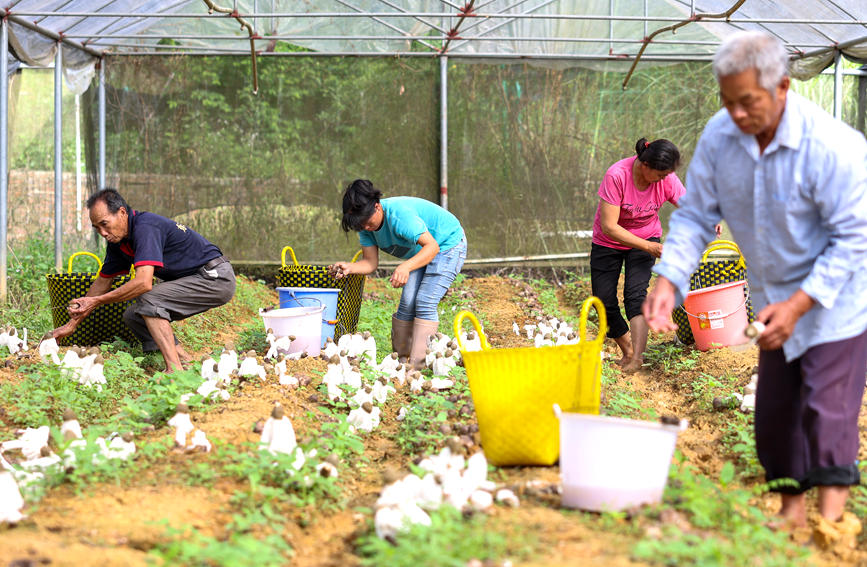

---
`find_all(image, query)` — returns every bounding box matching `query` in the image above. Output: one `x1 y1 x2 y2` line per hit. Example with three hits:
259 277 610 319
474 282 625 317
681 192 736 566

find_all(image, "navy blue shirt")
100 210 222 282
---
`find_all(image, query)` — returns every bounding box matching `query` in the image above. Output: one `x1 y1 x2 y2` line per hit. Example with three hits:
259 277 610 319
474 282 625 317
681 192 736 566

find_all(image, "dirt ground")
1 275 865 566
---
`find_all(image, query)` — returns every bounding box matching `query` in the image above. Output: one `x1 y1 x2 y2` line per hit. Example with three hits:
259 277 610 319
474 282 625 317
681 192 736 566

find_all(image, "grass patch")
357 505 533 567
633 460 812 567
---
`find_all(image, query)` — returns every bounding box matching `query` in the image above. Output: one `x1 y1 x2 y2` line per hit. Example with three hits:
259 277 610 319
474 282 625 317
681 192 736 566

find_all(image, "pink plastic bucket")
682 280 748 351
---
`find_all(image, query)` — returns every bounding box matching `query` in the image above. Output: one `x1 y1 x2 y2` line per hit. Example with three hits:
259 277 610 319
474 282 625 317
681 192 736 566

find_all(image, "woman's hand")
328 262 352 280
390 263 411 288
645 241 663 258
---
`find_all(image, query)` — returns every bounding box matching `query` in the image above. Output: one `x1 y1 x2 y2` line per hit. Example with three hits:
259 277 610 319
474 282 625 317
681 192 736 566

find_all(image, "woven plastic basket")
46 252 139 347
275 246 365 339
672 240 755 345
454 296 608 466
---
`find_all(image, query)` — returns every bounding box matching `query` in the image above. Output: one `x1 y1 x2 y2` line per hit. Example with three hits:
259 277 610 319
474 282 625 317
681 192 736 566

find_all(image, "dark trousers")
755 327 867 493
590 240 658 339
123 261 236 352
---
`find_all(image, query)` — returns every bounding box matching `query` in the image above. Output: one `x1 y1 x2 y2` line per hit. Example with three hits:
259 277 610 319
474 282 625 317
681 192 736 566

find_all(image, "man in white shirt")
643 31 867 530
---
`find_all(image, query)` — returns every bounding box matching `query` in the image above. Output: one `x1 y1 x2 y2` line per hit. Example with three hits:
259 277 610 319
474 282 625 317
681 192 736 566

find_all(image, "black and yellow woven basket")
275 246 365 339
46 252 140 347
672 240 756 345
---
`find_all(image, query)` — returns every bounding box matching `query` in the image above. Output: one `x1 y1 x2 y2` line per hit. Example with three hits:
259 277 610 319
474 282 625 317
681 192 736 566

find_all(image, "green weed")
150 520 292 567
642 342 700 374
633 460 812 566
601 363 657 420
357 505 530 567
719 411 762 480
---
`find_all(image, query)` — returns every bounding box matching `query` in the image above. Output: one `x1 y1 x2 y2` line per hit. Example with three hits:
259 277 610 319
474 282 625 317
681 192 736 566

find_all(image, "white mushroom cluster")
0 327 27 355
35 345 108 390
518 316 580 347
0 410 136 514
167 403 212 453
373 447 519 540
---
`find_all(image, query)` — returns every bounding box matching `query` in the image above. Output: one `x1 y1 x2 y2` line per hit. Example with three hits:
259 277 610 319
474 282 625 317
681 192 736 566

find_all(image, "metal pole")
439 55 448 211
833 50 843 120
54 43 63 273
99 61 105 190
0 20 8 303
75 94 81 231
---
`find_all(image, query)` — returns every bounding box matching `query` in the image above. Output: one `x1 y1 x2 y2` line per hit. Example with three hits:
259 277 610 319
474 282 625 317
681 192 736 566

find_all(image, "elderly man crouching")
55 188 236 372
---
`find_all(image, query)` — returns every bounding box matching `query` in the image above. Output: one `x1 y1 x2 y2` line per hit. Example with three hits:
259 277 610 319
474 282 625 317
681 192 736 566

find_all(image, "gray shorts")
122 261 236 351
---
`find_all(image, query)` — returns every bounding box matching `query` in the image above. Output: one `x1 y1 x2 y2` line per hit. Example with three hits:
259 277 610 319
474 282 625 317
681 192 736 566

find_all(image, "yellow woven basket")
454 296 608 466
45 252 139 347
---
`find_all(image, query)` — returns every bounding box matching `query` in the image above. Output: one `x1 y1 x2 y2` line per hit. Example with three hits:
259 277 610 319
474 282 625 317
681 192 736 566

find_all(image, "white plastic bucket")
260 305 325 357
553 405 684 512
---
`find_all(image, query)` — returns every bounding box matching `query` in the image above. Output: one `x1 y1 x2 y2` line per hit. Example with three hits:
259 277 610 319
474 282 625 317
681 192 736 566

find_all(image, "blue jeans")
395 237 467 322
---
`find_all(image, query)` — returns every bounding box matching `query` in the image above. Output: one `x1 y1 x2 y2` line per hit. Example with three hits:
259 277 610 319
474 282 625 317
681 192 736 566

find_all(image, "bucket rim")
686 279 746 297
260 305 326 317
556 411 684 432
276 286 341 293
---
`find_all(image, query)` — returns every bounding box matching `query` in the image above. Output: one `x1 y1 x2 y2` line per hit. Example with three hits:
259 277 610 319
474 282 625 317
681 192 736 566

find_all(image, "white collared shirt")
655 91 867 361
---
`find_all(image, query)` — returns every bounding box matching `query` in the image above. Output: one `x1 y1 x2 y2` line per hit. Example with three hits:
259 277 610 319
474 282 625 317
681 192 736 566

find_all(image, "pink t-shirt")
591 156 686 250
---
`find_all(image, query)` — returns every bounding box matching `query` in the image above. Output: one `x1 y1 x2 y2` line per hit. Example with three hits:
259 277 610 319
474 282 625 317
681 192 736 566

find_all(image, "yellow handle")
579 296 607 346
67 251 102 274
453 310 492 351
281 246 299 268
701 239 745 273
281 247 362 267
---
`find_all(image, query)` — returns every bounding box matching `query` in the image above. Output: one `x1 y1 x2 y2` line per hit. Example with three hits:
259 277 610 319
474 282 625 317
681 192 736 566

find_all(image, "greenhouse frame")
0 0 865 301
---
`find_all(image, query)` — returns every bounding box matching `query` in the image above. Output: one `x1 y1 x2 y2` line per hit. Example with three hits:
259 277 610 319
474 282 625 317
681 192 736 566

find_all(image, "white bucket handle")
552 404 562 419
681 280 749 320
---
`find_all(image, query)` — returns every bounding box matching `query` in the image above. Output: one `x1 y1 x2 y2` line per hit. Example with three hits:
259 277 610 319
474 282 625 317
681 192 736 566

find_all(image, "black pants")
590 240 658 339
755 327 867 493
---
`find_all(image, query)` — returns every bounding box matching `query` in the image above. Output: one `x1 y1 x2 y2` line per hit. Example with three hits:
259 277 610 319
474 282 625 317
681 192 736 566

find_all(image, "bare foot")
621 358 644 374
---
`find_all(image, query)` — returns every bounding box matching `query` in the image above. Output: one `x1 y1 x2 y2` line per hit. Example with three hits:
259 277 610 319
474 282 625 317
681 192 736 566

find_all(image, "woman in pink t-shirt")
591 138 685 373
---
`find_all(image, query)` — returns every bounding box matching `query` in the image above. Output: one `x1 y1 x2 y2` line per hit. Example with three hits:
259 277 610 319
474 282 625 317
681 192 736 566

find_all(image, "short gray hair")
712 31 789 92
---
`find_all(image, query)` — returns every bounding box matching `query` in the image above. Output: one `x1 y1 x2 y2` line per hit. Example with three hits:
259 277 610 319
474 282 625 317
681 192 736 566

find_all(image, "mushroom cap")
339 349 348 357
266 327 274 334
41 331 54 341
325 337 334 344
40 446 52 457
288 335 297 342
121 432 134 443
467 330 476 340
389 352 398 359
94 355 104 365
176 403 190 414
246 350 257 358
62 408 77 422
271 405 284 419
329 355 340 365
224 341 235 351
362 331 371 339
361 401 373 413
444 349 453 357
200 354 211 362
88 346 101 356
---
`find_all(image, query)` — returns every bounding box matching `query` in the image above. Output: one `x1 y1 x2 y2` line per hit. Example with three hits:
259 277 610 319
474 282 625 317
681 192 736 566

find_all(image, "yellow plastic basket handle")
579 296 607 347
281 246 299 268
453 310 492 351
67 251 103 274
351 250 363 263
281 247 362 267
701 239 745 273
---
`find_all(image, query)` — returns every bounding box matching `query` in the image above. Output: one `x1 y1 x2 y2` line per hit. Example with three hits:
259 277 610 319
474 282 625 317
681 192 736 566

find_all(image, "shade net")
66 55 864 264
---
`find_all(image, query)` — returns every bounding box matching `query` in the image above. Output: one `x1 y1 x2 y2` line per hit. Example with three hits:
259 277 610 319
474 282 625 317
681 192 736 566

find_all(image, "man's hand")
643 277 678 332
67 296 101 318
754 290 815 350
389 264 411 288
51 316 83 339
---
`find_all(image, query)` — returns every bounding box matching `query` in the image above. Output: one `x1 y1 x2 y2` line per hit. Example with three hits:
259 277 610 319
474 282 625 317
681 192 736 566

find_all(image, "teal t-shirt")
358 197 464 260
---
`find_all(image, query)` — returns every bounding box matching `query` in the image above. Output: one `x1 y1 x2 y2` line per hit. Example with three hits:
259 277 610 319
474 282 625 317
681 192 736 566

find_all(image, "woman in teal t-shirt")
329 179 467 369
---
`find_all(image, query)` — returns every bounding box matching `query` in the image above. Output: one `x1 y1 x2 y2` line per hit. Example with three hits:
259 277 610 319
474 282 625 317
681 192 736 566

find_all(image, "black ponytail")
635 138 681 171
341 179 383 232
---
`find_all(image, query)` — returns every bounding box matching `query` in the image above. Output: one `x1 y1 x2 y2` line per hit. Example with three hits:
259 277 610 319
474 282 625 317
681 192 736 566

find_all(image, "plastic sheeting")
1 1 865 81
